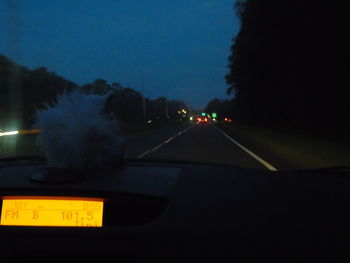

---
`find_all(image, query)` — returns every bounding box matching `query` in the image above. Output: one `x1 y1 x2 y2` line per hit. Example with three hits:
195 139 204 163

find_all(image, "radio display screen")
0 196 104 227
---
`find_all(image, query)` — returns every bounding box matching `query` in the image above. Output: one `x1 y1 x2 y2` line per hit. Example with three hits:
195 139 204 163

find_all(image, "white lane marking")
164 137 174 144
137 124 194 159
152 144 163 152
137 150 151 159
211 124 278 171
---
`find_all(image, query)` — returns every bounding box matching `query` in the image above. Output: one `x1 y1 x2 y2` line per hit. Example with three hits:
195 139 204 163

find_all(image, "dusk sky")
0 0 240 109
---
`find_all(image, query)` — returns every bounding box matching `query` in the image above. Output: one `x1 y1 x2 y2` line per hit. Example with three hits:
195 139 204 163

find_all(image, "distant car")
196 117 208 124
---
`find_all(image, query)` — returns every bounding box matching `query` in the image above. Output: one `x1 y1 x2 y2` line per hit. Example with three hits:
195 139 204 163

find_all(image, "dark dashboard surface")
1 159 350 262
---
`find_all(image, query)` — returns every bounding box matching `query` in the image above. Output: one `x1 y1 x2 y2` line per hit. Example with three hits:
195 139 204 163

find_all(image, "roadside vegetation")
206 0 350 135
0 54 193 131
218 122 350 169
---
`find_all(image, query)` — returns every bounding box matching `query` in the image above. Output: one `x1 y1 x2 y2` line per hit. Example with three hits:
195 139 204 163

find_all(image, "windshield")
0 0 349 171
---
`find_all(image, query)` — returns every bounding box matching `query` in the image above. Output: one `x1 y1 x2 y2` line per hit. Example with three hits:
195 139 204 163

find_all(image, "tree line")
208 0 350 133
0 54 189 129
80 78 189 123
205 98 233 121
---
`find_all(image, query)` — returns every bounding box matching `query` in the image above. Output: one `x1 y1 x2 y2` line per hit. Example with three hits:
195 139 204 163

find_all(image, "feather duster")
34 91 124 173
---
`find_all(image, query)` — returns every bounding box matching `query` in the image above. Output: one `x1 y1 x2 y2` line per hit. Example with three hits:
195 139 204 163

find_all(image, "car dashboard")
1 159 350 262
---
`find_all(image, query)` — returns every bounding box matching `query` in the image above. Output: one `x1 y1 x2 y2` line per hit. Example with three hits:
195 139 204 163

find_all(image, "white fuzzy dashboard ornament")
32 91 124 183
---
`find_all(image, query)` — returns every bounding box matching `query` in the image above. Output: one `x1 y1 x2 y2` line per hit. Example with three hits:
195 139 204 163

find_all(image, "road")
1 122 279 170
2 120 349 170
125 122 275 170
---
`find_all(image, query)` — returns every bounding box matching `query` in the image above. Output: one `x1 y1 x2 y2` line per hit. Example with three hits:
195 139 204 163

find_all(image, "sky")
0 0 240 109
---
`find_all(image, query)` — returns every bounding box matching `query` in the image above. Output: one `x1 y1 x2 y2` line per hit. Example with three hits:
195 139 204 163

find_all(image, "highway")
4 121 346 171
125 122 276 170
1 122 277 170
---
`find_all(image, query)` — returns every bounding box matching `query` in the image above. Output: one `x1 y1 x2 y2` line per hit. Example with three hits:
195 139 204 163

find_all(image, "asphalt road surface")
126 122 275 170
1 121 278 170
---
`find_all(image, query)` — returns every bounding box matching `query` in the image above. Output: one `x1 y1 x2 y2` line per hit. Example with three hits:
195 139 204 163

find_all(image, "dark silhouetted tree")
226 0 350 132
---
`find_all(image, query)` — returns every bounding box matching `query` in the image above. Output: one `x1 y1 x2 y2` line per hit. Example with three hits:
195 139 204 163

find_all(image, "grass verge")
217 122 350 169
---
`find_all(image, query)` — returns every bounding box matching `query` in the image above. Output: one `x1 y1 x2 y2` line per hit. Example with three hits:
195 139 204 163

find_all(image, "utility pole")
165 98 169 119
142 77 146 123
6 0 22 130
